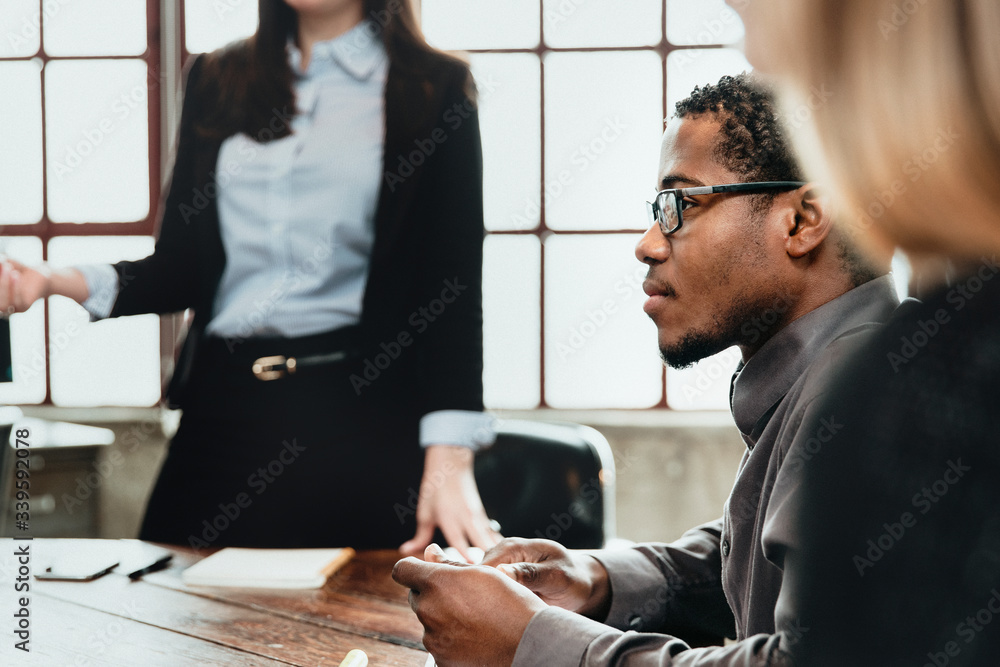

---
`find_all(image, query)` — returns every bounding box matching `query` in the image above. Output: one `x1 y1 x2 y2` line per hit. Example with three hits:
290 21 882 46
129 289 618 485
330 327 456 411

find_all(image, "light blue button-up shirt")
77 21 493 449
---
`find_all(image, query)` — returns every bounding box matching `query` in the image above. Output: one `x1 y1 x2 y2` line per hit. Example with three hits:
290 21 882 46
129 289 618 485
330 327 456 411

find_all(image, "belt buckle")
252 355 297 381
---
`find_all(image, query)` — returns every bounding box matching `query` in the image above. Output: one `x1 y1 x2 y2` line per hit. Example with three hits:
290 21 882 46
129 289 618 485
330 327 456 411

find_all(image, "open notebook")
182 547 355 589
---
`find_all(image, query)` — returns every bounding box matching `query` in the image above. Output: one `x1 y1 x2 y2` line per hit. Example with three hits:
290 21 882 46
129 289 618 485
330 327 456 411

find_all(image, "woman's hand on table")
400 445 502 562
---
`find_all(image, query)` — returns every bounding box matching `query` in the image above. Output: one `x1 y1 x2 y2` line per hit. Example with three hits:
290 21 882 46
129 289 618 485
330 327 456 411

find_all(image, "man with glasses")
393 73 899 665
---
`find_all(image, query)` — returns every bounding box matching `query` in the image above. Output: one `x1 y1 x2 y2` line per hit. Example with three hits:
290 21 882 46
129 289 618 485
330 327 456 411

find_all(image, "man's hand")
400 445 502 562
393 545 546 667
481 538 612 620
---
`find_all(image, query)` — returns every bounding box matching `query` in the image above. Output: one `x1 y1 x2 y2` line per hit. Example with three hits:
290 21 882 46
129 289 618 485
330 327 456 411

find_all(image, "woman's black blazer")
108 49 485 419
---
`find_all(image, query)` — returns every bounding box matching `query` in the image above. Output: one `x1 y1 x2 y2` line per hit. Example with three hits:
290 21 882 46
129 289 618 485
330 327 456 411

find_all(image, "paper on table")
181 547 355 589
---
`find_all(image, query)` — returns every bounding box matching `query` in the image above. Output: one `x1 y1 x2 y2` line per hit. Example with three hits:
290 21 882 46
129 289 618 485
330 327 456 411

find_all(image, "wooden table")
1 539 428 666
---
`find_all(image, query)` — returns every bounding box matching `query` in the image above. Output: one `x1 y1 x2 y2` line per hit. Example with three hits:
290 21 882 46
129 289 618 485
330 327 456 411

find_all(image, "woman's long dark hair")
196 0 462 142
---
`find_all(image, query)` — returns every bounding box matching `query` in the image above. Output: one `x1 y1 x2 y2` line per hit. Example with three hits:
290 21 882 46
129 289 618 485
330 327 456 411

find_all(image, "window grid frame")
0 0 165 405
2 1 738 409
464 1 734 409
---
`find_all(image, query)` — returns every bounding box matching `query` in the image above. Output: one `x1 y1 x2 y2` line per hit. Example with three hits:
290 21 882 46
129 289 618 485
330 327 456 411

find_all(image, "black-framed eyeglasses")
646 181 807 235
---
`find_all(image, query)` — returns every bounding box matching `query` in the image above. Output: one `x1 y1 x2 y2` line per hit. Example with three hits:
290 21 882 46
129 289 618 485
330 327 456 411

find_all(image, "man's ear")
783 183 833 258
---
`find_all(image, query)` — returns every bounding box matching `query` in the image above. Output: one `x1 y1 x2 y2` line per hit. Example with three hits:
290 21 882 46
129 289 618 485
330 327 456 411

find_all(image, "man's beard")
658 292 772 370
659 329 732 369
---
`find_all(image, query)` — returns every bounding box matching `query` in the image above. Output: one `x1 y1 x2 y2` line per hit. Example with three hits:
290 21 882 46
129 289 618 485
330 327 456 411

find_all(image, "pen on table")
127 554 173 580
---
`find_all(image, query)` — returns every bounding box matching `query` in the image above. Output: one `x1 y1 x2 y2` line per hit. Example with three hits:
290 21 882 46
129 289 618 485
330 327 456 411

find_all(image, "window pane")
543 0 661 48
47 237 160 407
0 237 46 404
544 51 662 231
422 0 540 50
0 61 42 224
666 48 751 111
483 236 541 409
544 234 660 408
666 347 740 410
0 0 40 57
666 0 744 46
45 59 150 223
471 54 541 232
43 0 146 57
185 0 259 54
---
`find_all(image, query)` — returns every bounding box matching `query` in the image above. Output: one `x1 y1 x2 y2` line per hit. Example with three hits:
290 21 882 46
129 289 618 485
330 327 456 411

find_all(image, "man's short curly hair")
673 72 804 185
674 72 884 287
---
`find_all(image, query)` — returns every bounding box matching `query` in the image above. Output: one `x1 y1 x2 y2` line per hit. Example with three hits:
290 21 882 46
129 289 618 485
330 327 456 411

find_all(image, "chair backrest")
474 419 616 549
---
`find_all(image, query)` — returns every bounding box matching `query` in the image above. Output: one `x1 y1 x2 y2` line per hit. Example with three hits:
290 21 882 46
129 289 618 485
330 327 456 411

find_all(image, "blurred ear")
782 183 833 258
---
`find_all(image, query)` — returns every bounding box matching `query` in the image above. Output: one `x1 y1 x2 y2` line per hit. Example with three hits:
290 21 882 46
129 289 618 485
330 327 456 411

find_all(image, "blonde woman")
730 1 1000 664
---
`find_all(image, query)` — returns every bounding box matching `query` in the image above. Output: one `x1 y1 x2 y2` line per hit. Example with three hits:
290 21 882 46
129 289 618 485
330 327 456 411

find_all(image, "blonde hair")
742 0 1000 261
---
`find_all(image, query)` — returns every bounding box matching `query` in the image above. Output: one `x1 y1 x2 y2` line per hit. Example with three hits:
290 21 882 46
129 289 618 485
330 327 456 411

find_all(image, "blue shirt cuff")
419 410 497 451
74 264 118 321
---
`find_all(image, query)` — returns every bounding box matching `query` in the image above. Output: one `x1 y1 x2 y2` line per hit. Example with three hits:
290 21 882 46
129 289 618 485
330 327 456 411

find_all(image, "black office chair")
474 419 616 549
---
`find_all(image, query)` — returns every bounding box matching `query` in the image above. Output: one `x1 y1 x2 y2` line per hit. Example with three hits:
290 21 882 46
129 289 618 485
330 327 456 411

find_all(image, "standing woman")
0 0 500 555
730 1 1000 664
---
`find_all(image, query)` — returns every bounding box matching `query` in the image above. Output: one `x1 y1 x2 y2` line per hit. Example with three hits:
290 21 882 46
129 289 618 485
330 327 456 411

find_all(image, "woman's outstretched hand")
0 259 90 314
0 258 51 314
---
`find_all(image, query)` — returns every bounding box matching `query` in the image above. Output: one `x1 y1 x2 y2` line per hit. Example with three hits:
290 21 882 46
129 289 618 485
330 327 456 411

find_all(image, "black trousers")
139 328 424 550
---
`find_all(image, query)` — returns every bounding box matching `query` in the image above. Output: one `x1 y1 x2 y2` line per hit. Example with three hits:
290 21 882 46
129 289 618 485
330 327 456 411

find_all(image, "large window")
421 0 751 409
2 0 752 410
0 0 162 406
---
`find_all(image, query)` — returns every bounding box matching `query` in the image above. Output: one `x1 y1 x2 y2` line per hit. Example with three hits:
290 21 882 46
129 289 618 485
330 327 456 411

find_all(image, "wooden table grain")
0 539 428 666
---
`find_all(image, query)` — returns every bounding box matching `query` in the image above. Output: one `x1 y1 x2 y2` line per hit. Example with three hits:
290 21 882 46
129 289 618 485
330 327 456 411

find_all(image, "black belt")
251 350 351 381
202 326 360 382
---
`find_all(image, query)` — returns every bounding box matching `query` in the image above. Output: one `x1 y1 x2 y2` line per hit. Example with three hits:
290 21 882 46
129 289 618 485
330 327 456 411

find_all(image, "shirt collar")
729 274 901 444
287 19 386 81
